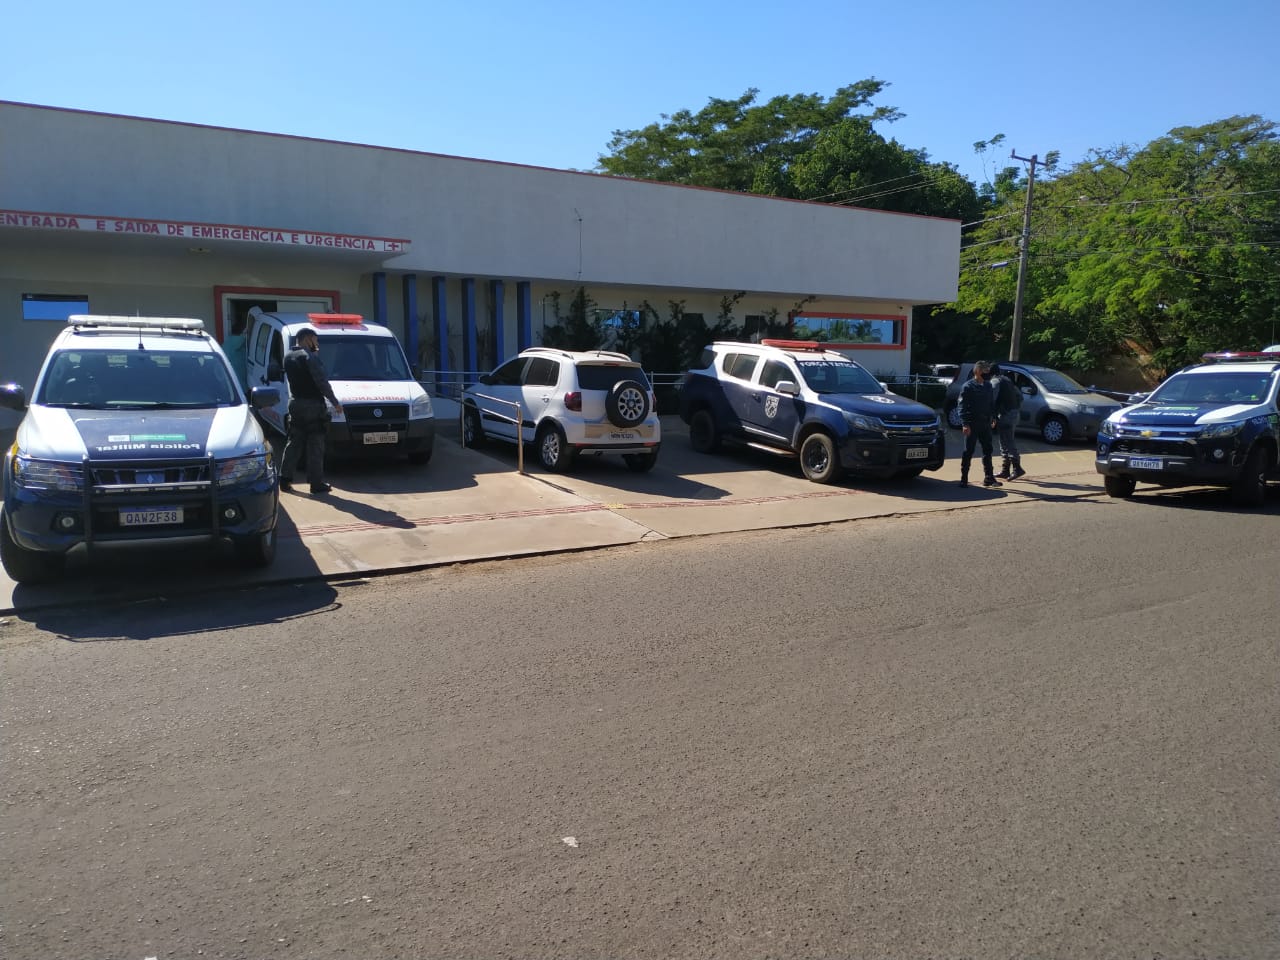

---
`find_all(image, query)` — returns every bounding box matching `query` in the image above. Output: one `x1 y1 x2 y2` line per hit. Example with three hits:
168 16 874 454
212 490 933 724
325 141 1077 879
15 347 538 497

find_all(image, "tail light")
564 391 582 411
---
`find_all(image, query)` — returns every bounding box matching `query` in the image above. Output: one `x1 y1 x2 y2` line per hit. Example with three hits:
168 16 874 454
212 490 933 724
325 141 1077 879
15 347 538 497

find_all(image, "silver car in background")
944 362 1125 444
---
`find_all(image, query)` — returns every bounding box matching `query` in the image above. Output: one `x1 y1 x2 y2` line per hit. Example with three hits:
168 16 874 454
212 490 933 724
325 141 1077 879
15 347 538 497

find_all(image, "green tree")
540 288 604 350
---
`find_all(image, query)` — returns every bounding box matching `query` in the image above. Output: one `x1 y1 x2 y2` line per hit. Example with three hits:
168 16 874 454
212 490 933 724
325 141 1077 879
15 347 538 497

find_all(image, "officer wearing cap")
279 326 342 494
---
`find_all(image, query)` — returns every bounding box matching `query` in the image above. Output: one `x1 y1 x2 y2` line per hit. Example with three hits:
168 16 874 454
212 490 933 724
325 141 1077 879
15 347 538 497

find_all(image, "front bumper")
838 431 946 476
1095 436 1245 486
328 417 435 457
4 466 276 556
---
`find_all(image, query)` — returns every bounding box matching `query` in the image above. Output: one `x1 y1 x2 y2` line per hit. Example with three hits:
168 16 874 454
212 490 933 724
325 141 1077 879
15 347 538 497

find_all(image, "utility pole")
1008 150 1041 361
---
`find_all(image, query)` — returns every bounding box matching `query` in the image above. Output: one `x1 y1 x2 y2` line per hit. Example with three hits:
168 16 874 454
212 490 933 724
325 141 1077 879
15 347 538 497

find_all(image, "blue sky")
5 0 1277 188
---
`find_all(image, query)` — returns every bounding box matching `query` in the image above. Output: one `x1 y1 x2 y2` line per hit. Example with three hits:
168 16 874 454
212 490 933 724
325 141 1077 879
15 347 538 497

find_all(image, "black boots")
1009 461 1026 480
996 458 1012 480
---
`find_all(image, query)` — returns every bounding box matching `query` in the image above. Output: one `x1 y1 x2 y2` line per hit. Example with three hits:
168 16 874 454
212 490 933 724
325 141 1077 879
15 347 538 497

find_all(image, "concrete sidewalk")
1 415 1103 614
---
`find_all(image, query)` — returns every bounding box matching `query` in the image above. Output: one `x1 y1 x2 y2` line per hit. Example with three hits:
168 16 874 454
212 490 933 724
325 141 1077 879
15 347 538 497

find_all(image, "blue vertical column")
517 281 532 352
460 278 477 379
402 274 418 373
372 271 388 325
432 276 449 383
490 280 506 363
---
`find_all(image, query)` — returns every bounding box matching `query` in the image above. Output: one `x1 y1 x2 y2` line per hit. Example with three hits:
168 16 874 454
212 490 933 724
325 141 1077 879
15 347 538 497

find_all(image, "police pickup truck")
1095 349 1280 506
679 339 946 483
1 315 280 584
245 310 434 465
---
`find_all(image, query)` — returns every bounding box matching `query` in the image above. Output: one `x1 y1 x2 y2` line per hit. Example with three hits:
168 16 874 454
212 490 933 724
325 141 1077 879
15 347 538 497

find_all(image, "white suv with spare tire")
461 348 661 472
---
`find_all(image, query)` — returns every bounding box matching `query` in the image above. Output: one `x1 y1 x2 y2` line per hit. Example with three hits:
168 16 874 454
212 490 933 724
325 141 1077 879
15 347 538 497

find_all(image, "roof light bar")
68 314 205 331
1201 350 1280 362
307 313 366 326
760 339 826 351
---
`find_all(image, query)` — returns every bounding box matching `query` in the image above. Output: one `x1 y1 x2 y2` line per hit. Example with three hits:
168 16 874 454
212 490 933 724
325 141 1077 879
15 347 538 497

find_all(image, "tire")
1041 414 1069 445
689 409 720 454
462 404 484 448
1230 446 1268 507
799 431 840 484
945 404 962 429
407 446 433 465
606 380 650 428
1104 475 1136 498
537 423 576 472
234 526 277 568
623 448 659 473
0 512 65 584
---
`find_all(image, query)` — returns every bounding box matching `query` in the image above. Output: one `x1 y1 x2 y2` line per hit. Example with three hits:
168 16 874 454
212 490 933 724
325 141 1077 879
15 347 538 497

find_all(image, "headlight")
411 394 434 419
216 453 268 487
1200 420 1245 438
13 455 84 492
1098 418 1123 439
844 412 882 432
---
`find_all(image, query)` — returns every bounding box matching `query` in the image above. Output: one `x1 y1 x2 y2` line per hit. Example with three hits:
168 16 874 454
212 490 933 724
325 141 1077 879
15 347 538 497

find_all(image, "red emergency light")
1201 350 1280 362
307 313 366 326
761 339 825 351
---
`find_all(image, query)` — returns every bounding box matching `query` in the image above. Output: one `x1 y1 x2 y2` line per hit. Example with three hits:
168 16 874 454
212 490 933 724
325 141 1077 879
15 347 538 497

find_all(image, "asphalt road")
2 490 1278 959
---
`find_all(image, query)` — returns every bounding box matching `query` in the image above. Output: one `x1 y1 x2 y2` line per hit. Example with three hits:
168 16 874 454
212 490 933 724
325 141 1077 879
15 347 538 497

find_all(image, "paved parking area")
0 409 1102 614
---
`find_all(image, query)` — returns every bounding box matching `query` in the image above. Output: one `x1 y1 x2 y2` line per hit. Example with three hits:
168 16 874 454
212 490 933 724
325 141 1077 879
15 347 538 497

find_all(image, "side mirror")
267 364 283 381
1127 392 1149 405
1020 385 1037 397
0 383 27 412
774 380 800 396
411 363 423 381
250 386 281 409
479 373 495 386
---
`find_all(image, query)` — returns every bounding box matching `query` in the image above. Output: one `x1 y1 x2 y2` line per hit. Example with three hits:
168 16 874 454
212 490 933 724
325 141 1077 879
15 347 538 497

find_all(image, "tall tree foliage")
956 116 1280 377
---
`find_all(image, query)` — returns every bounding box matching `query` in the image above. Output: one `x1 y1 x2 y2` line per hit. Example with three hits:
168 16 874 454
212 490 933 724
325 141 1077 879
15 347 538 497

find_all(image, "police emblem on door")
764 395 779 419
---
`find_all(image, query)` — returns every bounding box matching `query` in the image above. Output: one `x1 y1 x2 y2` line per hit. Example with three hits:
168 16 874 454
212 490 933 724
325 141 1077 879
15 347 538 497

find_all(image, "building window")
23 293 88 321
792 312 905 347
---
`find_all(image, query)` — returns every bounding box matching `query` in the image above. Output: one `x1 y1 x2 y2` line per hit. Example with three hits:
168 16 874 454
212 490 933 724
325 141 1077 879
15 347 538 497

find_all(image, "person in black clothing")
279 326 343 495
957 360 1001 488
989 363 1025 480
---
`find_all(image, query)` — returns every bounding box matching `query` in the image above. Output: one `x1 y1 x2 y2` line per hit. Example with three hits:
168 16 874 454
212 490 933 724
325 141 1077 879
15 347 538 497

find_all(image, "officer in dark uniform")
958 360 1000 488
279 326 342 494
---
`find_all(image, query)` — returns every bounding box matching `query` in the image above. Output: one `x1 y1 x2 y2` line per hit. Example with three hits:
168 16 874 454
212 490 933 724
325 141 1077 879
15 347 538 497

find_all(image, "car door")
1010 369 1045 431
744 357 802 447
520 356 561 442
474 356 527 441
251 324 289 435
721 351 762 438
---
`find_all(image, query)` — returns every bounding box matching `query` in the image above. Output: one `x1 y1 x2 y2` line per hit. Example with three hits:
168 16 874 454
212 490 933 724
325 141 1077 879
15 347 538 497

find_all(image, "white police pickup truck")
1 315 280 584
244 310 435 465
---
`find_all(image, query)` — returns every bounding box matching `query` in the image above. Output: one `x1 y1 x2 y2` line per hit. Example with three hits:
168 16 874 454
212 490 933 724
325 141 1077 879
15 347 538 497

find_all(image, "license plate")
905 447 930 459
120 507 183 526
1130 457 1163 470
363 431 399 445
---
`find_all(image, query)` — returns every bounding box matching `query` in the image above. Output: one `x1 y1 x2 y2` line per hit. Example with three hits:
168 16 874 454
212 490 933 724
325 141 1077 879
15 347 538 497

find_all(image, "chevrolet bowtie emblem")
1141 429 1154 437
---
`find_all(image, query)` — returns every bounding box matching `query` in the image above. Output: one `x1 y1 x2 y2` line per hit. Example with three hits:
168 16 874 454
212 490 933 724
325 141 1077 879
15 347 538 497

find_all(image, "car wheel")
537 423 576 472
462 404 484 448
234 526 277 568
689 409 720 453
1230 446 1268 507
623 448 659 473
606 380 650 428
799 431 840 484
1040 414 1068 445
945 404 962 429
1104 475 1136 498
0 512 65 584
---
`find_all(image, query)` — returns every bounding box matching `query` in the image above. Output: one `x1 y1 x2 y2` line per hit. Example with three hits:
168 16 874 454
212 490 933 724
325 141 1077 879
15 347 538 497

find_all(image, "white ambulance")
244 311 435 464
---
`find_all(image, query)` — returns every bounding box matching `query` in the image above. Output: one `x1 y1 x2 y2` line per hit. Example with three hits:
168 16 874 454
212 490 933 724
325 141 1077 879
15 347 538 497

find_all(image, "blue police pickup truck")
678 340 945 483
1095 349 1280 506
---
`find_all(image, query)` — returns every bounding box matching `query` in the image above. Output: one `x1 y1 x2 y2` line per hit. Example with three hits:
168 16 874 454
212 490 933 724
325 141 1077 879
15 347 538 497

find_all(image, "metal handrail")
458 391 525 474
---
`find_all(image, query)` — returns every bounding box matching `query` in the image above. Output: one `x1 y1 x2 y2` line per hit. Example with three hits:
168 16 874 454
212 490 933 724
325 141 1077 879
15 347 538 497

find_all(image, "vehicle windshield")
1025 367 1090 394
1147 371 1274 406
37 348 239 408
796 359 884 394
575 364 651 390
320 336 413 381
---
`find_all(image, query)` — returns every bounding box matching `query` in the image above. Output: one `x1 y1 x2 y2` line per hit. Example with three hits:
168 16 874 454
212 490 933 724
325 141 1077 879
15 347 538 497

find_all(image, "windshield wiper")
43 401 100 408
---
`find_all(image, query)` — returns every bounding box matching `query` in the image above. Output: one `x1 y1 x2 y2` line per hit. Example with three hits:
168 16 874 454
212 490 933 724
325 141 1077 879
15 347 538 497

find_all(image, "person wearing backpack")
990 364 1025 480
